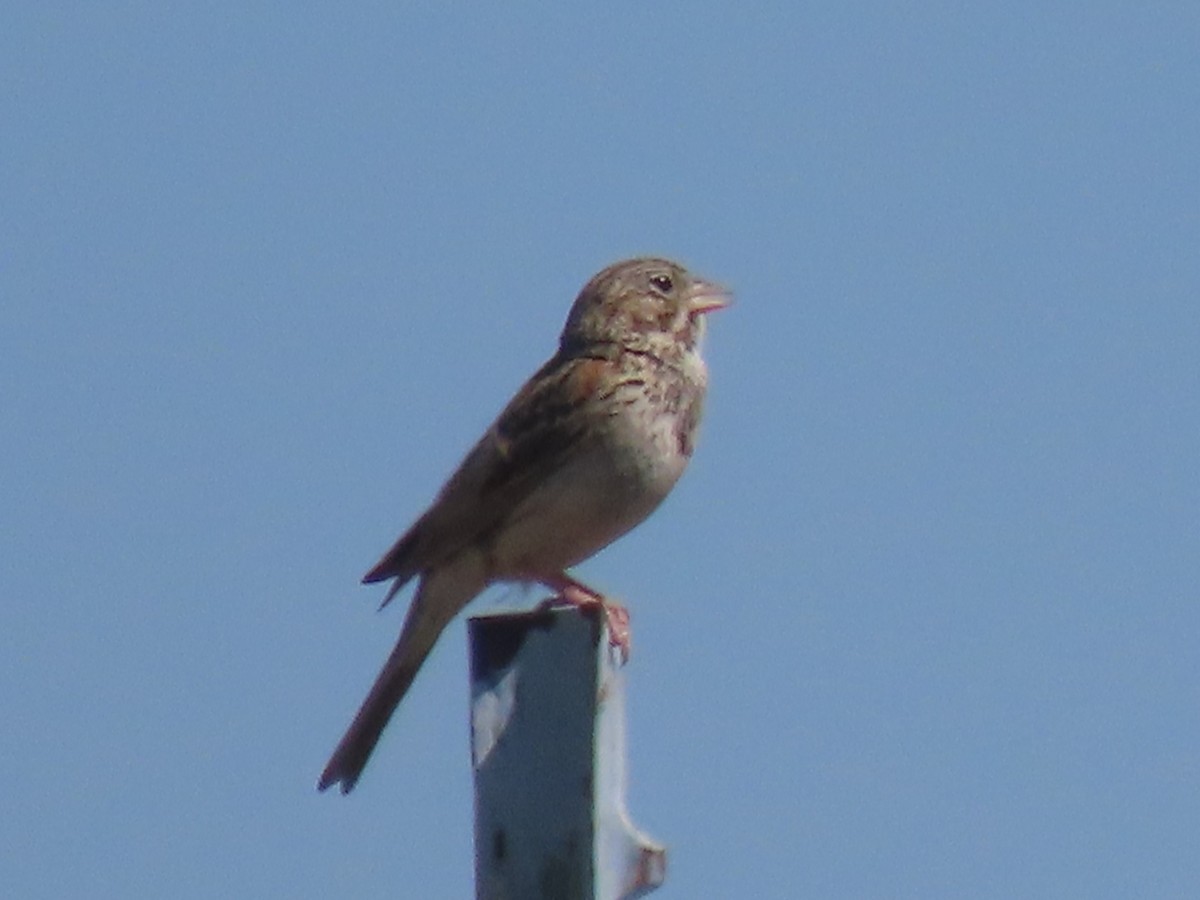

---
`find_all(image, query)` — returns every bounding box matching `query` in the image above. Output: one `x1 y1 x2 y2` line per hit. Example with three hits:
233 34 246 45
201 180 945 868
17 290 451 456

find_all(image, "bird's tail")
318 560 486 793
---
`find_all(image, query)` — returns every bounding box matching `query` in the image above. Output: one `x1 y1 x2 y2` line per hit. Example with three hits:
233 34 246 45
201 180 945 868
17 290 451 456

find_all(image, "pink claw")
538 584 632 661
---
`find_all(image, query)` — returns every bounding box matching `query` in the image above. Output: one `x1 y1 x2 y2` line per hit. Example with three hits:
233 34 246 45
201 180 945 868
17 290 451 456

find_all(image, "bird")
318 256 729 793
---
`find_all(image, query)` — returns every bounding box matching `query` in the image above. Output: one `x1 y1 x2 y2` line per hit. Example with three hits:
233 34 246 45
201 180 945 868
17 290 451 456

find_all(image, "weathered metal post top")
470 604 665 900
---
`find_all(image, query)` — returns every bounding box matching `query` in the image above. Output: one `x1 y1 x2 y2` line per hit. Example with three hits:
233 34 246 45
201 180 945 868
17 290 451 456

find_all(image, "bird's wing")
362 352 611 594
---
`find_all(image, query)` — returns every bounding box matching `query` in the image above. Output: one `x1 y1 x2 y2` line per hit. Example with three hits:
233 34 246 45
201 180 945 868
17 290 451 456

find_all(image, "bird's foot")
538 579 631 661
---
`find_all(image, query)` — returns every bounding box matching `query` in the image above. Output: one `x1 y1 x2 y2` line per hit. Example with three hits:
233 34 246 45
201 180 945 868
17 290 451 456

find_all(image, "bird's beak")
687 279 733 315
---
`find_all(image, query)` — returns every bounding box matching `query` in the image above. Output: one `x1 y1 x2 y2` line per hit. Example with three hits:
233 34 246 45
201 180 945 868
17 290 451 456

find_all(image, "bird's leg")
538 573 631 660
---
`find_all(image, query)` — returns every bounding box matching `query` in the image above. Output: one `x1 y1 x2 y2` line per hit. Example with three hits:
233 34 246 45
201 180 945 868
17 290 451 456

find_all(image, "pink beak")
687 279 733 315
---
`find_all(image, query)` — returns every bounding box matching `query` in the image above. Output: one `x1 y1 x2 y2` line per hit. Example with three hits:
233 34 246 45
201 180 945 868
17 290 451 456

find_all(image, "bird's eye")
650 274 674 293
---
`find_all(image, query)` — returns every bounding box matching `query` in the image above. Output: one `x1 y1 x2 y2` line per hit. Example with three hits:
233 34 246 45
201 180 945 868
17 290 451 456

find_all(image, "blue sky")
3 3 1197 897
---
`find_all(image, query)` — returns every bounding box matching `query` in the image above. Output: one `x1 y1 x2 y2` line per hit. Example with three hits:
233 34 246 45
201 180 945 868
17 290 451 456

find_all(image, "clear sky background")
3 4 1197 898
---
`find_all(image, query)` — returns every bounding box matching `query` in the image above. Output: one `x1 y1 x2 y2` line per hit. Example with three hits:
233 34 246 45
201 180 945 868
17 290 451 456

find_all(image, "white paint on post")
470 605 665 900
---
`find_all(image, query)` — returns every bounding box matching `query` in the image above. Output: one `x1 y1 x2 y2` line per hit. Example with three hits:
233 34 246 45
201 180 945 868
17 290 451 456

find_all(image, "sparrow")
318 256 729 793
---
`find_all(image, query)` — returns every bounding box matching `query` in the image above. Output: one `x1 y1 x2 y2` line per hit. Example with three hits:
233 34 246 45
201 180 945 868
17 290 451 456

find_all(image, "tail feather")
318 560 486 793
317 641 426 793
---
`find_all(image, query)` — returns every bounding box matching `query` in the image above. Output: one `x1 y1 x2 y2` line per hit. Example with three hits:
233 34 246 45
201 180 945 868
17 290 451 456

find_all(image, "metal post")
470 604 666 900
